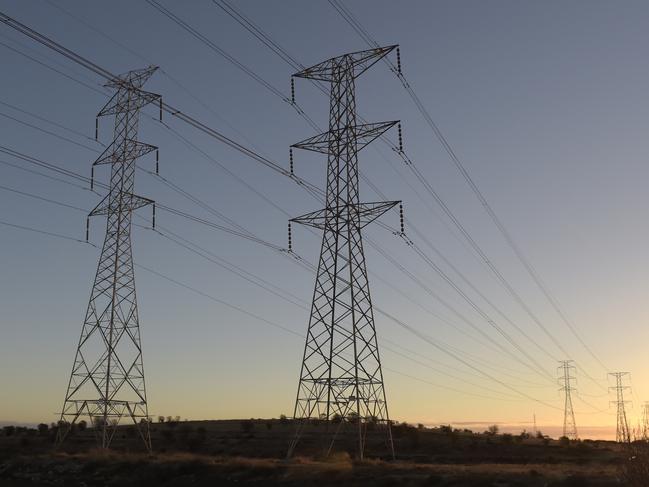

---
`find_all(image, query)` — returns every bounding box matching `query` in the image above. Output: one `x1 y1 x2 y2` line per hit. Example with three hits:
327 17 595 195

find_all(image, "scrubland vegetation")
0 418 645 486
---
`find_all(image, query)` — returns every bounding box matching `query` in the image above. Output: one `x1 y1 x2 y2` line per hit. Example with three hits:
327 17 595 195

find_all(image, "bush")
3 425 15 437
439 424 452 435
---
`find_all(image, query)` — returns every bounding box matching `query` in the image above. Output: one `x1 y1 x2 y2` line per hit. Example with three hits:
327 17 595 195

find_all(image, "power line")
328 0 607 374
0 183 87 212
0 109 99 152
0 10 587 404
0 219 90 245
208 0 568 384
2 187 565 412
0 99 98 143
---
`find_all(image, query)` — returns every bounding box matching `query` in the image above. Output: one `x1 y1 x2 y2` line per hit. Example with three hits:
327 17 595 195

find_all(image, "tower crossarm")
293 45 396 82
97 89 161 117
105 65 158 89
291 201 399 230
93 139 157 166
292 121 398 155
89 192 154 217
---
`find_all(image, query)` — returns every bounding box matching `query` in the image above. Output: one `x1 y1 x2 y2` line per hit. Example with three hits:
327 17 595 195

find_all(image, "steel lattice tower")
609 372 631 444
57 67 161 451
641 401 649 440
287 46 400 460
558 360 578 440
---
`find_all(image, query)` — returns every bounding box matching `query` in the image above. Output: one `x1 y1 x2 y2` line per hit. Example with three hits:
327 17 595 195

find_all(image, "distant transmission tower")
57 67 161 451
609 372 631 443
558 360 578 440
641 401 649 440
287 46 400 460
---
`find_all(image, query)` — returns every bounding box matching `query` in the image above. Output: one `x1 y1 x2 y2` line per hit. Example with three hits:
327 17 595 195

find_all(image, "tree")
279 414 288 424
78 420 87 432
486 424 499 436
3 426 15 437
158 416 165 423
37 423 49 436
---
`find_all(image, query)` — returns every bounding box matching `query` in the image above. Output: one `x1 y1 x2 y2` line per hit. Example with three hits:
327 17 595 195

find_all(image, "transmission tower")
57 66 161 451
287 46 400 460
558 360 578 440
640 401 649 440
609 372 631 443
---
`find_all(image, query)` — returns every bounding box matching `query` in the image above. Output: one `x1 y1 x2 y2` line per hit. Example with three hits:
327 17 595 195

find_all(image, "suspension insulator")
288 222 293 252
90 166 94 191
399 203 405 234
396 47 402 75
152 203 156 229
95 118 99 141
398 123 403 152
291 77 295 104
156 149 160 174
290 148 294 175
159 98 163 121
85 217 90 242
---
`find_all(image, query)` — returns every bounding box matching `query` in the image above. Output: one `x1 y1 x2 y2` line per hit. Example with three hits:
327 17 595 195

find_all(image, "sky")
1 0 648 441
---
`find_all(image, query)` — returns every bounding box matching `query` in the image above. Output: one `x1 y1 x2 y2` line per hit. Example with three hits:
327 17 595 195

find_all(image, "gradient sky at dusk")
1 1 649 440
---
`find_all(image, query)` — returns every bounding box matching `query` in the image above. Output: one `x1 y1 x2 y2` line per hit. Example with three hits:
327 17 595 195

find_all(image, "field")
0 419 641 486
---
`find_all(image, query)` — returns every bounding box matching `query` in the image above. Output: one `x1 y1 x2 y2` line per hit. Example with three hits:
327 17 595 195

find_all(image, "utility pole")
287 46 400 460
609 372 631 444
533 413 537 436
558 360 578 440
56 67 161 451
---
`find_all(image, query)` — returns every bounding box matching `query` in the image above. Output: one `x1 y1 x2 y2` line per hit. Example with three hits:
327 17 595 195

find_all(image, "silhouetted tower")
57 66 161 451
558 360 578 440
609 372 631 444
641 401 649 440
287 46 400 460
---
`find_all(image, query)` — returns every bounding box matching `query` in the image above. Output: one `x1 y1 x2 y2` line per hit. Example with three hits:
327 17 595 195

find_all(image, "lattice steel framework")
642 401 649 440
558 360 578 440
609 372 631 444
57 66 161 451
287 46 399 460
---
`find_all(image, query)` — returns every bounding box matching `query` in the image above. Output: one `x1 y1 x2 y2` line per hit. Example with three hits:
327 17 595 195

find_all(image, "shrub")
439 424 452 435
